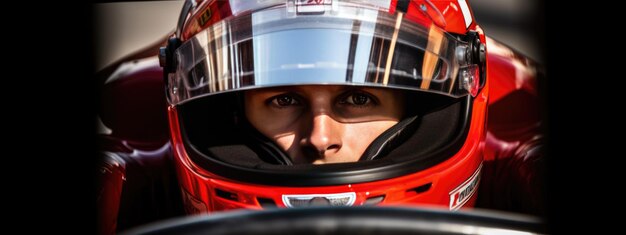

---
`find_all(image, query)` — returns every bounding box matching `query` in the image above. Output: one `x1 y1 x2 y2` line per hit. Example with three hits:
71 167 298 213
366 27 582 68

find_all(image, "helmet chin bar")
174 92 472 186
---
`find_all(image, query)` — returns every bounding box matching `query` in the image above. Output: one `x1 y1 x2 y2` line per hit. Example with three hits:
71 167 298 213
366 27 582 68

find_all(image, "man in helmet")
160 0 487 213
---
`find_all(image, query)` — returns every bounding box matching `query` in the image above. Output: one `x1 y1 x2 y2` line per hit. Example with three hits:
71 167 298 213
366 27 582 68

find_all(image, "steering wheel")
121 206 545 235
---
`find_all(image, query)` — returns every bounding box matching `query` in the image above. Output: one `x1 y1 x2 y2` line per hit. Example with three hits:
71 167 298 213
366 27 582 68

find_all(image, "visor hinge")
467 31 486 89
159 37 181 86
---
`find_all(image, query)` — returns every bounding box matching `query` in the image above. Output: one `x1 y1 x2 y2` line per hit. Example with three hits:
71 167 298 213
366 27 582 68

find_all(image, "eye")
270 94 300 107
350 93 370 105
340 92 375 106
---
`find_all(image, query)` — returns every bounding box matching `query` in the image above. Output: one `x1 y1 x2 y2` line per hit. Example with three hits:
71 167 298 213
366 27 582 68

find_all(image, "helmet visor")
169 3 476 105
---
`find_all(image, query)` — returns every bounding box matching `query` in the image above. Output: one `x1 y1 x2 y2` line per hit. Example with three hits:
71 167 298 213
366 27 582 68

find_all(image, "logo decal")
197 8 213 27
283 192 356 208
449 163 482 210
297 0 329 5
296 0 332 14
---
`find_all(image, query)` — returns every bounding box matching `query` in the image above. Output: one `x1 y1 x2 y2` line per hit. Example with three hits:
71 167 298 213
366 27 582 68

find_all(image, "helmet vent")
363 195 385 206
407 182 432 194
257 197 277 208
215 188 239 201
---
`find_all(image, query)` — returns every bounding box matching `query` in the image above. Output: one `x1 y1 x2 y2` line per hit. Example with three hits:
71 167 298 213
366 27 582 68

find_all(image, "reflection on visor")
168 3 476 105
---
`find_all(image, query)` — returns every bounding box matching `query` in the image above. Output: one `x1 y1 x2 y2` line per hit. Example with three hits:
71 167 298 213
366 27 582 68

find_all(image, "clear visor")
168 3 477 105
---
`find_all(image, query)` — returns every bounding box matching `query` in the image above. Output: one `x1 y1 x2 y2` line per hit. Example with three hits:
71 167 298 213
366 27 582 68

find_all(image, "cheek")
343 121 399 154
244 102 301 154
273 134 297 153
248 111 301 143
245 103 300 138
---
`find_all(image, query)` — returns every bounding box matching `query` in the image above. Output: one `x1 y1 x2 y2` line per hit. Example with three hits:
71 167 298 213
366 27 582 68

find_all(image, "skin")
244 85 405 165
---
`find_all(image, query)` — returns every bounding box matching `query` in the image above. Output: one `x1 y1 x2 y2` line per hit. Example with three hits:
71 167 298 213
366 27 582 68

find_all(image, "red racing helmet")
160 0 488 214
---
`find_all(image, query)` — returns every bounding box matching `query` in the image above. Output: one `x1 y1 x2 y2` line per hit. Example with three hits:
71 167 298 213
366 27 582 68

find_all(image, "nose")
301 114 342 157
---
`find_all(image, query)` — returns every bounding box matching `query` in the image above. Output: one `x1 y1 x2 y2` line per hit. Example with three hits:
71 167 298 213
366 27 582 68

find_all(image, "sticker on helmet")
197 8 212 27
449 163 482 210
296 0 332 14
282 192 356 208
297 0 329 5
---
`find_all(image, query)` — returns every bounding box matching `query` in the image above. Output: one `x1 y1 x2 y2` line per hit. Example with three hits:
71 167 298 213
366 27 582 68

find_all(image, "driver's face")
244 85 405 164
